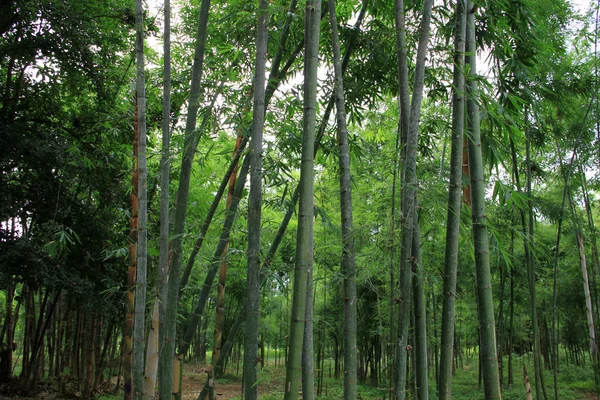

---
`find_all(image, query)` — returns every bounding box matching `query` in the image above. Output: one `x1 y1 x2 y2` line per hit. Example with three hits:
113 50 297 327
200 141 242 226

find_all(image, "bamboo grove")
1 0 600 399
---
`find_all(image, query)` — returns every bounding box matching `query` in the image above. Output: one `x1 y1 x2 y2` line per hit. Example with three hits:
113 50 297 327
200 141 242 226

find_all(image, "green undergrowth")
440 354 596 400
97 353 597 400
224 353 597 399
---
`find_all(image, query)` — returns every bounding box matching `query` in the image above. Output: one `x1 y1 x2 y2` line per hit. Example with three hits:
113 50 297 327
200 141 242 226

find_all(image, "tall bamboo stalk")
132 0 148 394
525 119 548 400
205 134 242 400
412 204 428 400
283 1 321 399
574 219 600 397
178 0 302 294
393 0 433 398
157 0 171 395
124 97 138 400
438 1 466 398
329 0 357 398
465 2 501 397
243 1 269 398
196 7 368 396
160 1 211 398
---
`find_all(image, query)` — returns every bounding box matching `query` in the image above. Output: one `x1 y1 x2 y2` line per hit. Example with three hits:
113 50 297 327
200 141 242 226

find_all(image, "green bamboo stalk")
329 1 357 398
178 0 303 294
160 0 211 398
243 1 269 398
465 2 501 397
438 2 466 398
177 0 331 357
283 1 321 399
196 6 368 396
123 98 137 400
412 201 428 400
132 0 148 396
157 0 170 395
393 0 433 398
525 120 548 400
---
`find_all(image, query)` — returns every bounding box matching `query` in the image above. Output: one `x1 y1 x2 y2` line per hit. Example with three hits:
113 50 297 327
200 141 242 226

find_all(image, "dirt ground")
181 364 284 400
181 366 242 400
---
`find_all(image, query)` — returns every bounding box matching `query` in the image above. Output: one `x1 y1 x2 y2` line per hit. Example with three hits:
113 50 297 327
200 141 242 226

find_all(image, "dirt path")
181 364 284 400
181 367 241 400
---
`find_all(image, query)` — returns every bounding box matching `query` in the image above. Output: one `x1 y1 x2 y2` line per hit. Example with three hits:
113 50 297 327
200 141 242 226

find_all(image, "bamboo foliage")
3 2 600 400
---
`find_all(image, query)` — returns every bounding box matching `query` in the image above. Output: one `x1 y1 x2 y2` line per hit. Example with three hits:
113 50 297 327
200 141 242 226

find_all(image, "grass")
95 350 597 400
436 353 596 400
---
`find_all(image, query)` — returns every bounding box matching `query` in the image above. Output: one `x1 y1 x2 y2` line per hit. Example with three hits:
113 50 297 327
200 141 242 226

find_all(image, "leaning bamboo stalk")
196 4 368 396
177 0 332 357
178 0 307 293
160 0 211 397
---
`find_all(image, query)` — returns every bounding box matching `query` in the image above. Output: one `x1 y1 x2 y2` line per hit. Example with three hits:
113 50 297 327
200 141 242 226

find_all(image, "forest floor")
181 362 287 400
1 357 598 399
176 358 600 400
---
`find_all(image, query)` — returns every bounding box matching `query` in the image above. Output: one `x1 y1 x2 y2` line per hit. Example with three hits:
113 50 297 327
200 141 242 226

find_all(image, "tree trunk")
213 134 241 364
178 0 305 294
302 266 315 400
196 5 368 396
1 287 14 382
201 135 243 398
508 254 514 390
580 164 600 324
178 129 248 295
94 320 115 391
548 104 591 399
